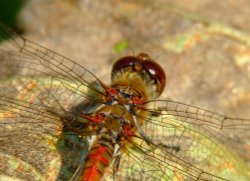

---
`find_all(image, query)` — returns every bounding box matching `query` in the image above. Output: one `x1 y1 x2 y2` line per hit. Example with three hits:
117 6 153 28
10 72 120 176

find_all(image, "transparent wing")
145 100 250 160
0 79 90 181
0 23 106 104
104 100 250 181
0 24 104 180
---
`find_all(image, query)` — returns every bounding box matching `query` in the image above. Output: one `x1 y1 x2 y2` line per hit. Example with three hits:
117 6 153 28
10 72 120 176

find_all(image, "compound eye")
111 56 142 74
142 58 166 95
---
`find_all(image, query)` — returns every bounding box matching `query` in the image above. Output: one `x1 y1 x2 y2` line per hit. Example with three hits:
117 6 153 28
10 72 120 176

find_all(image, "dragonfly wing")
145 100 250 161
138 100 250 180
0 24 105 180
0 23 106 104
0 78 89 181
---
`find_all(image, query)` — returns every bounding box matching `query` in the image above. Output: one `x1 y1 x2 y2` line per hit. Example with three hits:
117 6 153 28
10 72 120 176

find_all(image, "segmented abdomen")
81 135 115 181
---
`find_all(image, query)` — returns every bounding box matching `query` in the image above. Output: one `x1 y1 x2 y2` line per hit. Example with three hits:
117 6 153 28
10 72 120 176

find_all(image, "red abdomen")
81 137 114 181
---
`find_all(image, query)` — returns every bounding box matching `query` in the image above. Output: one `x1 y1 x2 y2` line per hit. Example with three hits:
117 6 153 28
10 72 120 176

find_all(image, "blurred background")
0 0 24 32
0 0 250 118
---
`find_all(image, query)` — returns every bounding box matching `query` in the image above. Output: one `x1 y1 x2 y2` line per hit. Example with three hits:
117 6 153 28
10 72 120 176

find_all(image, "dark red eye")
111 53 166 96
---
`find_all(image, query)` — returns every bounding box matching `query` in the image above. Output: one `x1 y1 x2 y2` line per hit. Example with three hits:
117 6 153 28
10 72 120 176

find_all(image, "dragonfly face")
0 24 249 181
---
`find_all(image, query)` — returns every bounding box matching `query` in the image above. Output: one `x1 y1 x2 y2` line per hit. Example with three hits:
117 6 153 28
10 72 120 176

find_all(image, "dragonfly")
0 24 249 181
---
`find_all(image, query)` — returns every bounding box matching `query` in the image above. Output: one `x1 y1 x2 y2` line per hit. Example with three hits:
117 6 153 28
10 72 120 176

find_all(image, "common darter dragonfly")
0 24 249 181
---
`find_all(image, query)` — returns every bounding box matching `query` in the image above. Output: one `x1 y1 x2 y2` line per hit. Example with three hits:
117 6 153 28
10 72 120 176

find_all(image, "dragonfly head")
111 53 166 99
